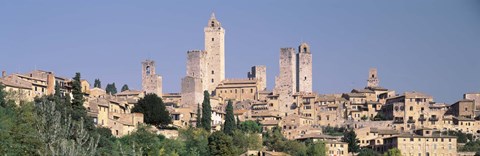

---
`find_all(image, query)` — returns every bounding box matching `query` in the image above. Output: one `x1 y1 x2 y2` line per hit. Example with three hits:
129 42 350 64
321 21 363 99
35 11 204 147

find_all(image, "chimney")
2 71 5 78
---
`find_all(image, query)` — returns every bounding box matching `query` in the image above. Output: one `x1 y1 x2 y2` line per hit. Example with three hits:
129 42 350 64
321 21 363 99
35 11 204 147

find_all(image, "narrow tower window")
212 70 214 74
146 66 151 75
303 47 307 52
212 38 214 41
211 21 215 27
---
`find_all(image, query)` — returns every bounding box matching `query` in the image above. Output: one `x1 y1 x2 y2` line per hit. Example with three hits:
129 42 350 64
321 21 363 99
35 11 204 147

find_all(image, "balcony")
429 117 439 121
407 119 416 123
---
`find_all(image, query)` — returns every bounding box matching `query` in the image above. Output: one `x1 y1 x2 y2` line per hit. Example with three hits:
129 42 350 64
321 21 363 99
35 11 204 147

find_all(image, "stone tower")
204 13 225 93
367 68 379 87
248 65 267 91
142 60 162 96
181 50 208 108
274 48 297 115
297 43 312 93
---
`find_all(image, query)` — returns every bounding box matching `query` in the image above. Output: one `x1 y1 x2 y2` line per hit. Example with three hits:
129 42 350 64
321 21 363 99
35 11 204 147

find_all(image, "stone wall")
181 76 203 108
248 65 267 91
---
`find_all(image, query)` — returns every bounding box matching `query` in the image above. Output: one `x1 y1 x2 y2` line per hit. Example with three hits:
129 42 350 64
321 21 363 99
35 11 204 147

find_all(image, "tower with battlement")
141 60 162 96
248 65 267 91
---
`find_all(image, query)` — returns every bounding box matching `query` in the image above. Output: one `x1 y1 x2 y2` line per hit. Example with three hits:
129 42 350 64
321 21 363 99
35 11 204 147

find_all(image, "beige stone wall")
464 93 480 111
396 136 457 156
181 76 203 108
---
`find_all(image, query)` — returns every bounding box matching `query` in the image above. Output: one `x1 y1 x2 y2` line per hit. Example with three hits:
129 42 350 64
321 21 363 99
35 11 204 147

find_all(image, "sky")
1 1 479 104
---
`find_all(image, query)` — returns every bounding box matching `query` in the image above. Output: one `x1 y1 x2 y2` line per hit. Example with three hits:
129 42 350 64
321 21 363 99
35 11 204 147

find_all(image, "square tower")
248 65 267 91
297 43 312 93
141 60 162 96
367 68 379 87
204 13 225 93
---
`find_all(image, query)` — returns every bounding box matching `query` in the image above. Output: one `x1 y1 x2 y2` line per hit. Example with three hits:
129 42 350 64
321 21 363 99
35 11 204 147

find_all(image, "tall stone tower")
181 50 208 108
204 13 225 93
367 68 379 87
142 60 162 96
248 65 267 91
274 48 297 115
297 43 312 93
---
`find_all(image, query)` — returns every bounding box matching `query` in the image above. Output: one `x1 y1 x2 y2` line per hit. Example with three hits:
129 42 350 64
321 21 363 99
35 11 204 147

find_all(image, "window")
410 106 413 111
211 79 214 83
212 70 214 74
212 38 214 41
211 21 215 27
251 89 253 93
146 66 151 75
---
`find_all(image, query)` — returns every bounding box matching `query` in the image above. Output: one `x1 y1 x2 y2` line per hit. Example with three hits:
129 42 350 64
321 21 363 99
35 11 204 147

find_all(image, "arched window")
211 70 214 74
211 21 215 27
303 47 307 52
410 106 413 111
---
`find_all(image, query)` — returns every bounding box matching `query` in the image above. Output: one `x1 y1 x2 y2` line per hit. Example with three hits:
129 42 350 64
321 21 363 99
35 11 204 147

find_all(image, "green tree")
179 127 209 156
201 91 211 131
307 141 327 156
121 84 129 92
0 83 6 107
239 120 262 133
342 129 360 153
361 115 368 121
208 131 234 156
71 73 94 130
105 83 117 95
384 148 402 156
132 94 171 128
223 100 236 135
119 125 163 155
196 103 202 128
358 148 380 156
94 79 101 88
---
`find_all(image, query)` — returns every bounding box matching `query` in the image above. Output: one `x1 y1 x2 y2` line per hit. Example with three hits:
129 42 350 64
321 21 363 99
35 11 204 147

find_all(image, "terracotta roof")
115 90 142 96
260 120 279 125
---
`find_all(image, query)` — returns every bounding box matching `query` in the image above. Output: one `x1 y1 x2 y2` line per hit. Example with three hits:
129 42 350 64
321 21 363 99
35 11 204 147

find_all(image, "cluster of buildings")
2 13 480 155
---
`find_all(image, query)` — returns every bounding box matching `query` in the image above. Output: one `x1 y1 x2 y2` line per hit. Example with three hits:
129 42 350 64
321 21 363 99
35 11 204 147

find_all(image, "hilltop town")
1 13 479 156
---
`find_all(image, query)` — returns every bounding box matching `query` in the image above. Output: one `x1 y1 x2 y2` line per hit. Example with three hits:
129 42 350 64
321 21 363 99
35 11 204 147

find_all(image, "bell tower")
367 68 379 87
204 12 225 93
142 60 163 96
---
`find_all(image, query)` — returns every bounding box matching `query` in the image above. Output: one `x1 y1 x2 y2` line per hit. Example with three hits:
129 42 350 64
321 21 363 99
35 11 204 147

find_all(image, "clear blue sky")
1 1 479 103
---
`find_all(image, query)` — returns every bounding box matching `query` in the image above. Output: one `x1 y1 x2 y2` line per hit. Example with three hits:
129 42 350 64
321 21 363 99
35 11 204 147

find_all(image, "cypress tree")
343 129 360 153
72 73 84 107
223 100 235 135
201 91 211 131
196 103 202 128
121 84 129 92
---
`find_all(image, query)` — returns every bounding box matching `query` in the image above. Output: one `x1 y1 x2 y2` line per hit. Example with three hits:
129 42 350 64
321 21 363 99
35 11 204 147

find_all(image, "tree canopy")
105 83 117 95
121 84 129 92
384 148 402 156
208 131 234 156
93 79 101 88
342 129 360 153
132 94 171 128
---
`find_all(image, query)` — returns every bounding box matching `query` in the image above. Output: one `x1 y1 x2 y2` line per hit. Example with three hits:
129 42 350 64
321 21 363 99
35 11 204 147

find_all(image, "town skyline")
1 1 480 103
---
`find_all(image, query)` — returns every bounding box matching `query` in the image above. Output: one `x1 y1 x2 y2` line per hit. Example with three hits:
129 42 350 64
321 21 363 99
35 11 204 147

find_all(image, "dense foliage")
121 84 129 92
442 130 473 143
342 129 360 153
105 83 117 94
263 127 326 156
384 148 402 156
93 79 101 88
461 140 480 156
132 94 171 128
